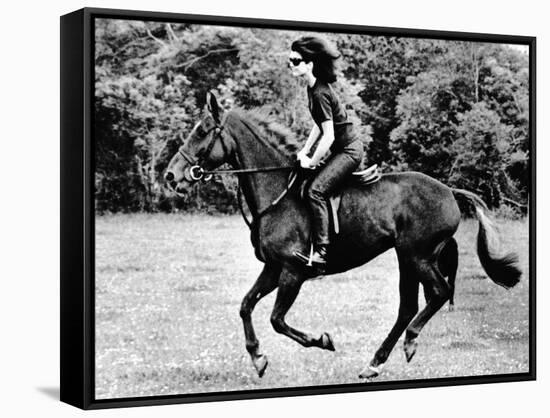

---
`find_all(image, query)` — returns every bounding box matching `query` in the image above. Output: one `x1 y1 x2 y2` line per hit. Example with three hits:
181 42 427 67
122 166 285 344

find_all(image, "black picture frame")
60 7 536 410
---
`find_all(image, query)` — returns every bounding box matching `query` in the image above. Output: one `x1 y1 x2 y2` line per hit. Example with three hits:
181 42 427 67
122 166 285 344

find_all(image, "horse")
164 92 521 379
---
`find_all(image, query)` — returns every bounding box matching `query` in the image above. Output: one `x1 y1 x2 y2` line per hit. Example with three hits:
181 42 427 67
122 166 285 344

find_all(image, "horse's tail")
452 188 521 289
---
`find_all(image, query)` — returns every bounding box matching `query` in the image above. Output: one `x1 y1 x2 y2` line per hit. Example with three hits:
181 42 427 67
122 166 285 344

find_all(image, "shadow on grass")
445 341 487 350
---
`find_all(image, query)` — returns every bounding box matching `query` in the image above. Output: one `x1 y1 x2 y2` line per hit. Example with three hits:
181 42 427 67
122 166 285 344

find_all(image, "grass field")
95 213 530 399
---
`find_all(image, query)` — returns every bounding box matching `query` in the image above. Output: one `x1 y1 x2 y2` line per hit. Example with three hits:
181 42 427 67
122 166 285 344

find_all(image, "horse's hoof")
321 332 335 351
448 303 455 312
403 339 418 363
252 354 269 378
359 363 384 379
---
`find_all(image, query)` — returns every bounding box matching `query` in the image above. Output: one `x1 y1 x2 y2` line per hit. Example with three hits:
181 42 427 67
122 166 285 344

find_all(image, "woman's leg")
307 141 363 256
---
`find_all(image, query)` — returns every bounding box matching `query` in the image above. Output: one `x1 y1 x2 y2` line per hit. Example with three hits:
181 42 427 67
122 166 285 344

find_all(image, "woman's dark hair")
291 36 340 83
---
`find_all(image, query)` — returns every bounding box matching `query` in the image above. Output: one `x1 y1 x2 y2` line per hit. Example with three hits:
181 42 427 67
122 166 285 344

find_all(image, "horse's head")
165 92 234 196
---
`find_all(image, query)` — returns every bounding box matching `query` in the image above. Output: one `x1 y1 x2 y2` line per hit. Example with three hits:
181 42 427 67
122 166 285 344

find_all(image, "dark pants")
307 140 364 247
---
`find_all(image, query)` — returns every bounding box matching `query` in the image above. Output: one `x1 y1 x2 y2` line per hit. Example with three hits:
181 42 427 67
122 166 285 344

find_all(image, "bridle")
175 118 298 228
177 123 227 182
178 118 299 180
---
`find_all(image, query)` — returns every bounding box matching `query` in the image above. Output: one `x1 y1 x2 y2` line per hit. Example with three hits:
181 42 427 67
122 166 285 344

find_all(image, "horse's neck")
231 122 292 215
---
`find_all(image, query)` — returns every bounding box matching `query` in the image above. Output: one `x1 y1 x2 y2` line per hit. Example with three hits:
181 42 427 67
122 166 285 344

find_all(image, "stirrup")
293 244 327 269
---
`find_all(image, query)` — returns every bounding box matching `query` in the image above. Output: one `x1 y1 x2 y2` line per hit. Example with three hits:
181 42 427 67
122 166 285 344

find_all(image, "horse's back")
339 171 461 253
260 171 461 269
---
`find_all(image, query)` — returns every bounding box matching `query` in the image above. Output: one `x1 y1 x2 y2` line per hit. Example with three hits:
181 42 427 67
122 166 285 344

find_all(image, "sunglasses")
288 57 305 67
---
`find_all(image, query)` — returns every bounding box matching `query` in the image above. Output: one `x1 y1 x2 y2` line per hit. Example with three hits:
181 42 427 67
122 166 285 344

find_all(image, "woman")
289 36 365 267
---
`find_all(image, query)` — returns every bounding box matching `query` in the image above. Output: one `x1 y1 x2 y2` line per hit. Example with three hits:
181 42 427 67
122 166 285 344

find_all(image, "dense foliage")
95 19 529 215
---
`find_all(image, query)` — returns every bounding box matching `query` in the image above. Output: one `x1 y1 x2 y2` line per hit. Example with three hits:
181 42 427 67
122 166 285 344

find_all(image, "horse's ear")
205 91 222 124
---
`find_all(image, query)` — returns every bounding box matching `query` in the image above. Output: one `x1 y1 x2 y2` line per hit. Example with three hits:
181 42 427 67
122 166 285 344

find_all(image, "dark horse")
165 92 521 379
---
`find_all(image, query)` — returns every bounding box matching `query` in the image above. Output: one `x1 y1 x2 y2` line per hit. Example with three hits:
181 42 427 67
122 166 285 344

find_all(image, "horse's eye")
196 124 206 136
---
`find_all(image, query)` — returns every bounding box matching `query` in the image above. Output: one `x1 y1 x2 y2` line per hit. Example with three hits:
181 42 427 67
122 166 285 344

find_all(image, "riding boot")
308 189 330 265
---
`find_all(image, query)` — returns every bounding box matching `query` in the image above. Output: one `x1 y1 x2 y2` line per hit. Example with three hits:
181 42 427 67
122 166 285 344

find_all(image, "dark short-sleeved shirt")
307 80 356 152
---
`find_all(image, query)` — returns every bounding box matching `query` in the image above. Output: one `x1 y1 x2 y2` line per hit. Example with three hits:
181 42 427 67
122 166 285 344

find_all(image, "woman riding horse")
290 36 364 267
164 88 521 380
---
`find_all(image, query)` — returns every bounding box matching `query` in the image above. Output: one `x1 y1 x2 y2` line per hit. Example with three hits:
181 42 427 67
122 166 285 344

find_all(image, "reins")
202 165 295 175
241 170 298 228
177 123 294 179
178 119 297 228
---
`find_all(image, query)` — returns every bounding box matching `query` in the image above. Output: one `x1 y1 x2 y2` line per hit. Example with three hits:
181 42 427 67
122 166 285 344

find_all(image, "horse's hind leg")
240 263 281 377
425 238 458 310
269 268 336 351
438 237 458 311
403 259 451 362
359 255 419 379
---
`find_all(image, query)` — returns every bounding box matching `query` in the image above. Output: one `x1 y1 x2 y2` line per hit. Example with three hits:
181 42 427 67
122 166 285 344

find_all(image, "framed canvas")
60 7 536 410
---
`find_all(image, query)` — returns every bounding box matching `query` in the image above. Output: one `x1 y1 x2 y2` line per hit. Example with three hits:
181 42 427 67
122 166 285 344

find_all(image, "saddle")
247 164 380 266
297 164 380 235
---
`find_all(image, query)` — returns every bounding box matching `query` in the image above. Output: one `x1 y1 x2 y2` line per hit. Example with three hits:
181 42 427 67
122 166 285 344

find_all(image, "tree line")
95 19 529 216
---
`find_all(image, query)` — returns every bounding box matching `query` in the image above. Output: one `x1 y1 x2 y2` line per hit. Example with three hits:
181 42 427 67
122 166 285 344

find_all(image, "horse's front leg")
269 267 335 351
240 263 281 377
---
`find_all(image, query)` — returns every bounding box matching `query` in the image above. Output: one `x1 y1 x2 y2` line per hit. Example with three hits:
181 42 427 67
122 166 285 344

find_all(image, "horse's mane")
228 107 301 157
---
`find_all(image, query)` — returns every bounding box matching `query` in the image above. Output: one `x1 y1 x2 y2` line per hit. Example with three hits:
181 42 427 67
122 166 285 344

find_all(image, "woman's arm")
309 120 334 166
299 124 321 156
